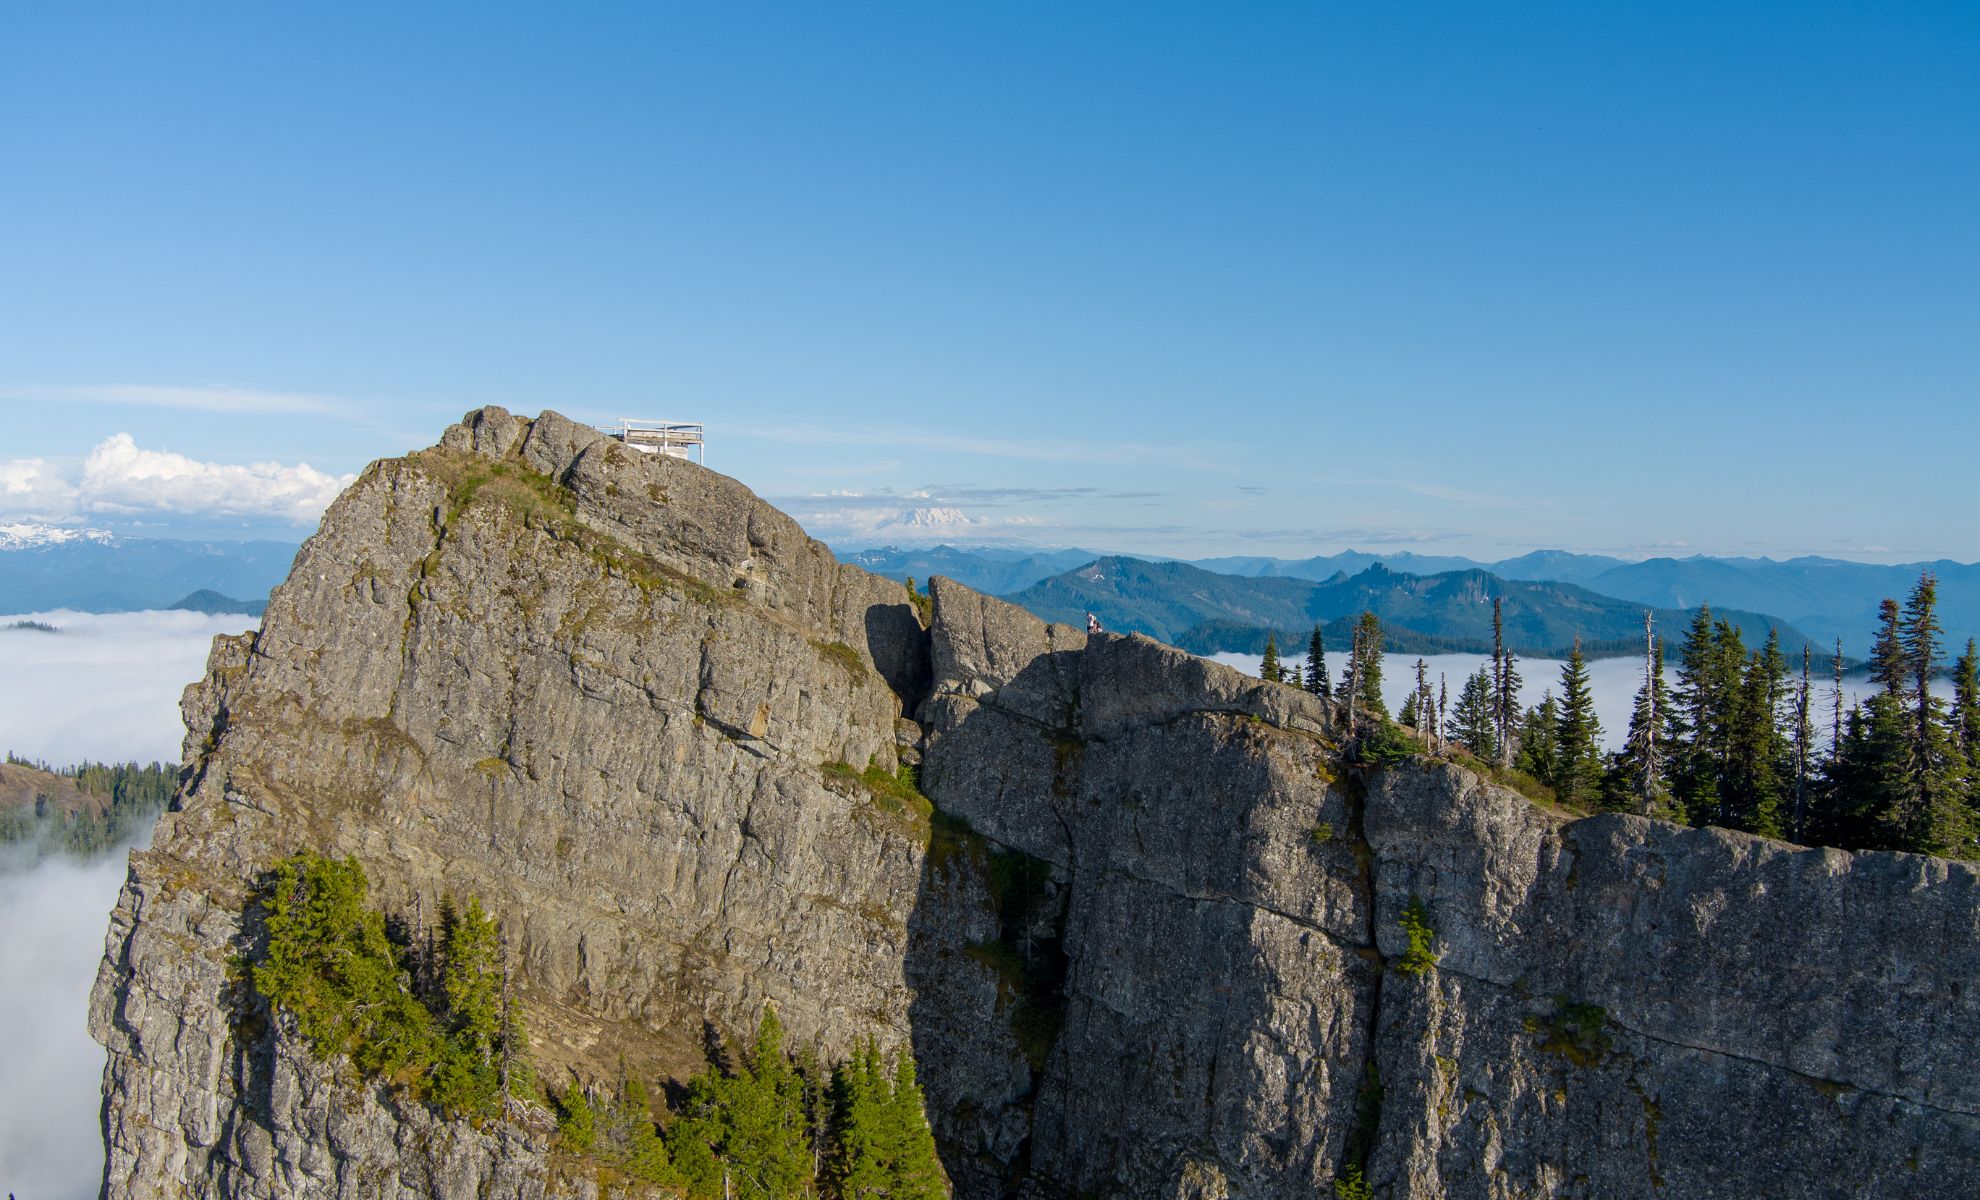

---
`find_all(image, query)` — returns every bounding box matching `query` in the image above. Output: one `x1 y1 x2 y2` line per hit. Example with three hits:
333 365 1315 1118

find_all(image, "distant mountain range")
844 543 1979 657
0 524 298 615
1007 557 1824 661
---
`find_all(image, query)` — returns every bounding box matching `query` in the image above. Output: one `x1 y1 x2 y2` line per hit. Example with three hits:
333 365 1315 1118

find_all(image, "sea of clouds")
0 609 254 1200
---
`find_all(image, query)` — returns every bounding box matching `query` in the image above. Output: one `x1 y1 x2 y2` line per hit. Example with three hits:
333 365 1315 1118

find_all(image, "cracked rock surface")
93 409 1979 1199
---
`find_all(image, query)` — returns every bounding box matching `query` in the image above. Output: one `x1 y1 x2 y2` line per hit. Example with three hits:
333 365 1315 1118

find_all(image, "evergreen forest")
1262 572 1980 860
0 756 177 860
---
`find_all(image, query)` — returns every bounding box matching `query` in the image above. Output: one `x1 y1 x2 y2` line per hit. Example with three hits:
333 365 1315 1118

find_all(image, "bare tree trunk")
1831 638 1846 765
1415 659 1431 748
498 930 513 1109
1437 675 1449 755
1794 646 1812 842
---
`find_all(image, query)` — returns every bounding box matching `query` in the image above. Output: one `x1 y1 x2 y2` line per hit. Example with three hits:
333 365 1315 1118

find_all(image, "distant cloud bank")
0 609 257 765
1 433 354 526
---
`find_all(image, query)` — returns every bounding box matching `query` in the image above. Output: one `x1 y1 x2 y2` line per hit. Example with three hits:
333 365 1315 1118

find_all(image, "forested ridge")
0 755 177 860
1263 571 1980 860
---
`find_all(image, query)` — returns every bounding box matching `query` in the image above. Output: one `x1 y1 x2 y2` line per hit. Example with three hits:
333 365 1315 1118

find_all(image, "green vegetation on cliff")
247 853 527 1118
248 852 947 1196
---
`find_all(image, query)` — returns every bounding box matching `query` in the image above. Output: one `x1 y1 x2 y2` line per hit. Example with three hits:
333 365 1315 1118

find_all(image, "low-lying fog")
1 609 253 1200
1203 649 1959 755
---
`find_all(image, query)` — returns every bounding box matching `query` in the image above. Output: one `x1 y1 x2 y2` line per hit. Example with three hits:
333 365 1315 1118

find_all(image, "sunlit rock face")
93 408 1980 1199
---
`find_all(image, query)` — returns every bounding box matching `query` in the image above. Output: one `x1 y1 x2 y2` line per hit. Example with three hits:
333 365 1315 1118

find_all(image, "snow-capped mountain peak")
872 506 981 533
0 521 115 550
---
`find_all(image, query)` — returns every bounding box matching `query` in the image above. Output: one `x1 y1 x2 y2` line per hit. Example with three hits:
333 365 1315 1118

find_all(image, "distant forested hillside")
0 757 177 862
0 536 296 613
836 543 1980 656
1006 557 1822 660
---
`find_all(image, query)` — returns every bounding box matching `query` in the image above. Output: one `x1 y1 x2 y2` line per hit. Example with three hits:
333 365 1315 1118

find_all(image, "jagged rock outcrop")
93 408 1979 1199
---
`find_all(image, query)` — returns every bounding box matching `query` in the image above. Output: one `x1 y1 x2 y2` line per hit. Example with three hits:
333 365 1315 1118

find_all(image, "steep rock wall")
92 409 1979 1200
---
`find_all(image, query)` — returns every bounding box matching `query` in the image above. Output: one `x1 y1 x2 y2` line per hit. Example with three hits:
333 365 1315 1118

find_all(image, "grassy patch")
902 577 933 626
1308 822 1335 846
822 759 934 831
809 639 869 683
1526 997 1612 1067
409 449 729 607
1356 719 1421 768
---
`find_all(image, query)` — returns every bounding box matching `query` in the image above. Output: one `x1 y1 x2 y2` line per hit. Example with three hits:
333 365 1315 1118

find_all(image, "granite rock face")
93 409 1979 1199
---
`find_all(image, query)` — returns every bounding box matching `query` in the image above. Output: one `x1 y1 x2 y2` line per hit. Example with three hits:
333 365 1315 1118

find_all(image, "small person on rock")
1087 612 1103 635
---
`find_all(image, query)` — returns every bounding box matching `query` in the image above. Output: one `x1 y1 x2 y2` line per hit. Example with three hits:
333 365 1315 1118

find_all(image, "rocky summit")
92 408 1979 1199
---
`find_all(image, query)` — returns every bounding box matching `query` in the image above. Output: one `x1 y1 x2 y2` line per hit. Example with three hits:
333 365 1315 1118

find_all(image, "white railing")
603 419 704 464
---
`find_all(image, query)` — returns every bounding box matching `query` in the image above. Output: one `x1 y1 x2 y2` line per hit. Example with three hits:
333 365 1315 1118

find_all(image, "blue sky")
1 3 1975 557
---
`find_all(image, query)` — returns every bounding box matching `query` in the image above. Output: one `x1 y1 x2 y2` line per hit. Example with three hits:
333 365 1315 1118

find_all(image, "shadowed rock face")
92 409 1979 1200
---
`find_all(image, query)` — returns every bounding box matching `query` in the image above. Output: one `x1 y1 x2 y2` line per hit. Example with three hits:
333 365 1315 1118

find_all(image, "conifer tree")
1260 634 1283 684
1954 639 1980 767
668 1009 813 1199
1412 659 1434 748
1722 641 1787 838
1517 692 1559 786
1304 625 1330 697
1438 675 1449 753
1792 646 1814 842
1869 599 1907 695
884 1055 947 1199
1354 612 1387 719
1447 666 1498 761
827 1042 892 1199
432 897 507 1115
1672 606 1745 826
1490 599 1520 768
1552 641 1605 808
1831 638 1847 766
1608 633 1672 816
1896 573 1965 853
1340 624 1362 731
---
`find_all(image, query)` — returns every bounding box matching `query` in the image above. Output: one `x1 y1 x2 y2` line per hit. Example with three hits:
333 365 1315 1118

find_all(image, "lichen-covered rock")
93 409 1980 1200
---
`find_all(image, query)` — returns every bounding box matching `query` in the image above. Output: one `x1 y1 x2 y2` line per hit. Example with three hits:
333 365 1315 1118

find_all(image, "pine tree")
1490 598 1520 768
1354 612 1387 719
1412 659 1434 748
1722 640 1787 838
1672 606 1748 826
1304 625 1330 697
1954 639 1980 765
432 897 505 1116
826 1042 892 1199
884 1055 947 1199
1437 675 1449 754
667 1009 813 1199
1791 646 1814 841
1831 638 1846 766
1552 641 1605 808
1447 666 1498 761
1607 632 1672 816
1869 599 1907 695
1260 634 1283 684
1896 573 1966 854
1516 692 1559 787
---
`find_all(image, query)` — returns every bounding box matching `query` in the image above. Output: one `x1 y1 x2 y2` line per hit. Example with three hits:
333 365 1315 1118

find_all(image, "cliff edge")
92 408 1979 1199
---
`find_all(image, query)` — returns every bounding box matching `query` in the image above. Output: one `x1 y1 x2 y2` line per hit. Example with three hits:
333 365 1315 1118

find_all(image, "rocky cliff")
92 408 1979 1199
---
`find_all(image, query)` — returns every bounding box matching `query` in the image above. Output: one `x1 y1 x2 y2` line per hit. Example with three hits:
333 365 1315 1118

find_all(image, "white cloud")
0 607 239 1200
0 849 134 1199
0 609 255 765
0 455 80 513
0 433 355 525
